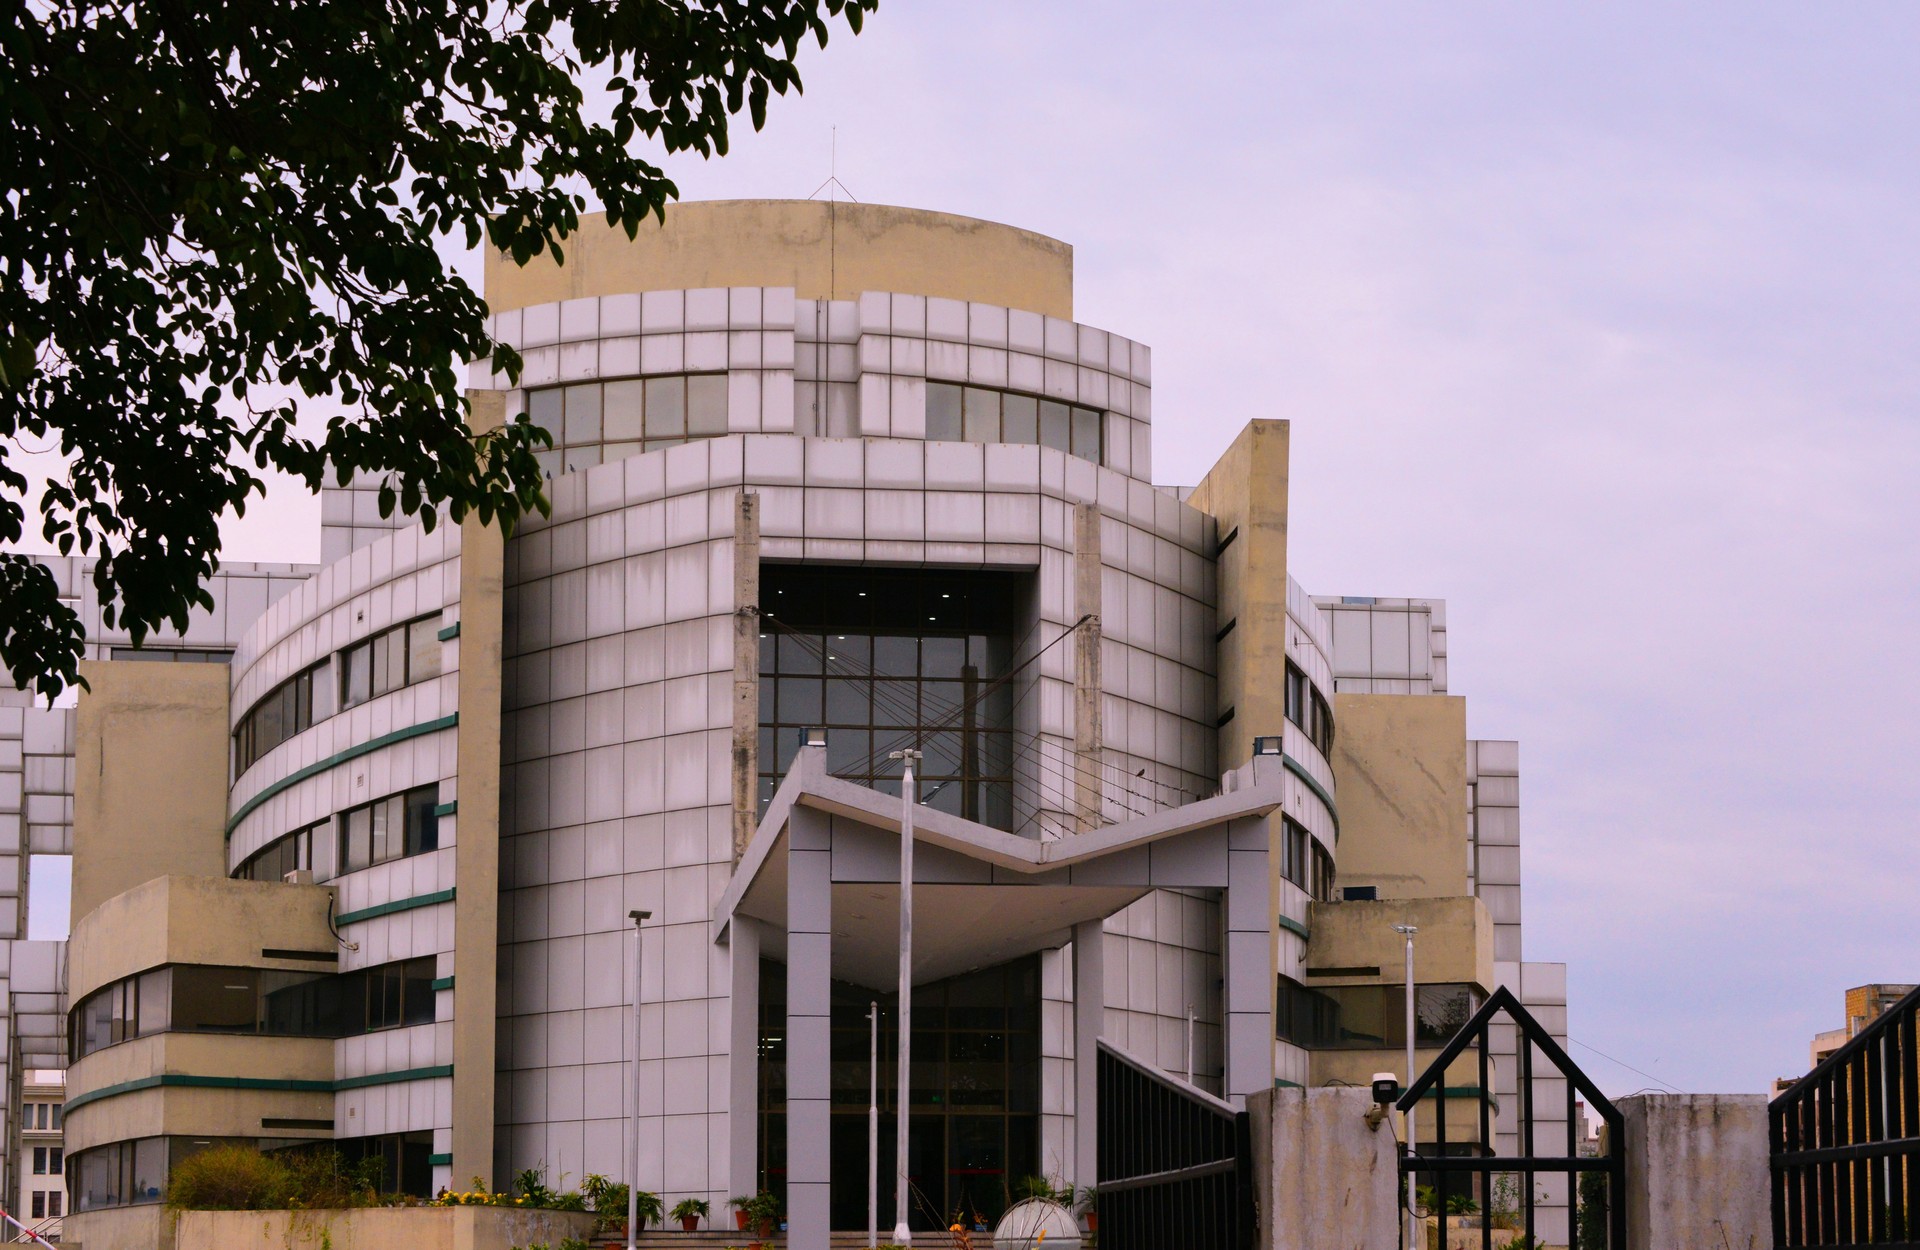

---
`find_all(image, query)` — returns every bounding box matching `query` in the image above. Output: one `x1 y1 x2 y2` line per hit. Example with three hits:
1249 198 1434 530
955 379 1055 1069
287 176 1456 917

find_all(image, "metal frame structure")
1772 982 1920 1248
1396 985 1626 1250
1095 1039 1254 1250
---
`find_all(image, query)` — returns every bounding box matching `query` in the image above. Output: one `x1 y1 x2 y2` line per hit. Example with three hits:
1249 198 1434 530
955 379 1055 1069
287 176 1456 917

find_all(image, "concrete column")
1620 1094 1773 1250
727 916 763 1200
786 807 835 1250
1072 503 1103 832
732 491 761 860
1071 919 1105 1189
452 387 507 1187
1250 1087 1399 1250
1223 815 1275 1104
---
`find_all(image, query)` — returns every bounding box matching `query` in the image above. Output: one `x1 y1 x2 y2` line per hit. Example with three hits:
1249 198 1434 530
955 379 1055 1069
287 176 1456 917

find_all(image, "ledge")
335 888 456 927
68 1065 455 1114
228 714 459 835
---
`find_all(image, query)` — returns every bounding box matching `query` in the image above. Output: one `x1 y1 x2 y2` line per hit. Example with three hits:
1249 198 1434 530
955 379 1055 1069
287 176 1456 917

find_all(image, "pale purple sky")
191 2 1920 1093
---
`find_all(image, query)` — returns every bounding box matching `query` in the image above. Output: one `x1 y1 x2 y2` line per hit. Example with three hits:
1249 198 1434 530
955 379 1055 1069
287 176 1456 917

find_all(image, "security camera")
1364 1072 1400 1131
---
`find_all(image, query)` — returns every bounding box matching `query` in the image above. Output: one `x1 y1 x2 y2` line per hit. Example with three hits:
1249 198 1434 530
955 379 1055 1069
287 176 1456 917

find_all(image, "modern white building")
0 200 1578 1248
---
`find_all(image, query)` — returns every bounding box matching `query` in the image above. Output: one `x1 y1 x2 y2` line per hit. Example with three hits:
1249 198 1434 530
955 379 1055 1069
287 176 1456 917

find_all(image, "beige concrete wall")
72 661 229 922
483 199 1074 318
62 1202 175 1250
1188 421 1290 773
1328 693 1471 898
1304 896 1493 991
1250 1087 1399 1250
66 1033 335 1153
1189 421 1291 1046
453 389 507 1187
1621 1094 1772 1250
69 875 335 999
175 1205 597 1250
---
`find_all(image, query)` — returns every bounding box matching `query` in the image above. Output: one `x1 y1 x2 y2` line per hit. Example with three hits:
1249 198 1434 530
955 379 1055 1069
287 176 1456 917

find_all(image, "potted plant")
742 1190 780 1238
1078 1184 1099 1235
672 1196 711 1232
729 1194 755 1231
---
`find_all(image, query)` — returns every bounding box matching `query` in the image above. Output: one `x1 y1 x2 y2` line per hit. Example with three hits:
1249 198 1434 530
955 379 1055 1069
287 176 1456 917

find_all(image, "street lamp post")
887 748 921 1247
628 909 652 1250
868 1000 880 1249
1393 923 1418 1250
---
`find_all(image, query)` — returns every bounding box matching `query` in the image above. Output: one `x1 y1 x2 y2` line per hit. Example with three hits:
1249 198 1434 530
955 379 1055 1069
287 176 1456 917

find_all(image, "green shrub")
166 1144 288 1210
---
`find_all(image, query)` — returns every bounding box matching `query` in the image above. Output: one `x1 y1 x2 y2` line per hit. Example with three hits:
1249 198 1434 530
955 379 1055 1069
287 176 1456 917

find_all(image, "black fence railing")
1096 1039 1253 1250
1772 983 1920 1247
1396 985 1627 1250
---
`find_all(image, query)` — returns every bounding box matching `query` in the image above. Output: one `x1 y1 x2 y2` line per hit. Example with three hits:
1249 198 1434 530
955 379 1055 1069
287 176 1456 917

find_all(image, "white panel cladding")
226 521 465 872
481 288 1158 486
499 430 1216 1205
1312 595 1449 696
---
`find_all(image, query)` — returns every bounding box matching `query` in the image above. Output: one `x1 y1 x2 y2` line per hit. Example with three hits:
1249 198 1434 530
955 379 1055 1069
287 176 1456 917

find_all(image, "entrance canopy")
712 744 1290 990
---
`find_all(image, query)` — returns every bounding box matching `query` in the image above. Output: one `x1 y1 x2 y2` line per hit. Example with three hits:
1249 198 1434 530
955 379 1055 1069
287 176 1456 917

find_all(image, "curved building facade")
35 200 1573 1248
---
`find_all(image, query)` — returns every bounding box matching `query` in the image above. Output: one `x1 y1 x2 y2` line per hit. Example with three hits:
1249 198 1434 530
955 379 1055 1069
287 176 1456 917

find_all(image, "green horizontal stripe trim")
67 1066 454 1113
1282 754 1339 836
428 1153 452 1166
66 1074 333 1114
436 623 461 641
228 714 459 835
335 889 455 926
433 800 458 817
1277 914 1310 940
333 1064 453 1092
1273 1078 1303 1089
431 976 455 991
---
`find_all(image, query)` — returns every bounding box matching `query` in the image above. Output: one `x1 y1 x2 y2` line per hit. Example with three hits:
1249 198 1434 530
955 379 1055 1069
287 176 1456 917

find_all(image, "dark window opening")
925 382 1105 465
338 785 440 874
1279 817 1335 901
758 957 1040 1233
337 1130 433 1199
234 661 329 774
1284 662 1334 756
1276 977 1483 1050
339 616 442 711
236 823 321 883
758 565 1031 831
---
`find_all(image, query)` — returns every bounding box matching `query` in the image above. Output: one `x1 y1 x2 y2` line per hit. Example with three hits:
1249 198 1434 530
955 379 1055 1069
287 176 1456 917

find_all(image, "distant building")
15 1070 63 1235
1773 982 1918 1095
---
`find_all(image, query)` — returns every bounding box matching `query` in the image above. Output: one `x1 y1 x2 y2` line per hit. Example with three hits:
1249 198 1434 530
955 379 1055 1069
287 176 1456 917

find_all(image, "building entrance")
759 956 1041 1232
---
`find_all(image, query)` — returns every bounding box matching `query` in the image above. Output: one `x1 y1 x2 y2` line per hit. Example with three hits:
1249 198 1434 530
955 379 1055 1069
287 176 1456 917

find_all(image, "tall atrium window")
339 615 442 710
233 660 331 773
523 374 728 475
758 566 1030 830
925 382 1104 464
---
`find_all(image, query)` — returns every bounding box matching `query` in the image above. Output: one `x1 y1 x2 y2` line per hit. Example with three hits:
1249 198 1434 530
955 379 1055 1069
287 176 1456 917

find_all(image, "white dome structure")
992 1198 1083 1250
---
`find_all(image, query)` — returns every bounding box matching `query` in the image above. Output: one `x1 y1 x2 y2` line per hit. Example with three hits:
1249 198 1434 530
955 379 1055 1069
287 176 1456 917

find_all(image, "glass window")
1038 400 1070 451
339 785 440 875
1276 979 1482 1049
759 567 1025 831
562 382 602 444
603 379 645 440
47 1192 59 1218
235 662 326 774
526 385 563 436
29 1192 41 1219
49 1103 61 1131
1070 407 1101 462
926 382 963 441
33 1147 45 1174
1001 393 1037 444
687 373 728 435
644 375 685 437
340 616 440 710
36 1102 47 1129
963 387 1000 443
171 967 260 1033
50 1148 62 1176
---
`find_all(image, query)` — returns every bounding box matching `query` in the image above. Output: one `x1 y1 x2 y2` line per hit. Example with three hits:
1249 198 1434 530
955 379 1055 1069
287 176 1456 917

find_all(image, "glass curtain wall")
758 958 1041 1233
757 566 1032 831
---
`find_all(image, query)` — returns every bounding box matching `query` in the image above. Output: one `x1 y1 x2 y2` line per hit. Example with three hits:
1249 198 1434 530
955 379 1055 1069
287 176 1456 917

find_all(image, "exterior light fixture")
803 727 829 749
1252 736 1282 756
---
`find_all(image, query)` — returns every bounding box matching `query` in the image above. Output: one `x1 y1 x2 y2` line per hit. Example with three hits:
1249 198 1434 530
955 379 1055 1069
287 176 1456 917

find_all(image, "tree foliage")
0 0 873 697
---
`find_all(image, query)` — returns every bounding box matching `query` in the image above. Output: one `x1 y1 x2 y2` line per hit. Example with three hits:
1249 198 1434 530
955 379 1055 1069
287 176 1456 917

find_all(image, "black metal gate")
1396 985 1627 1249
1771 982 1920 1248
1096 1039 1253 1250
